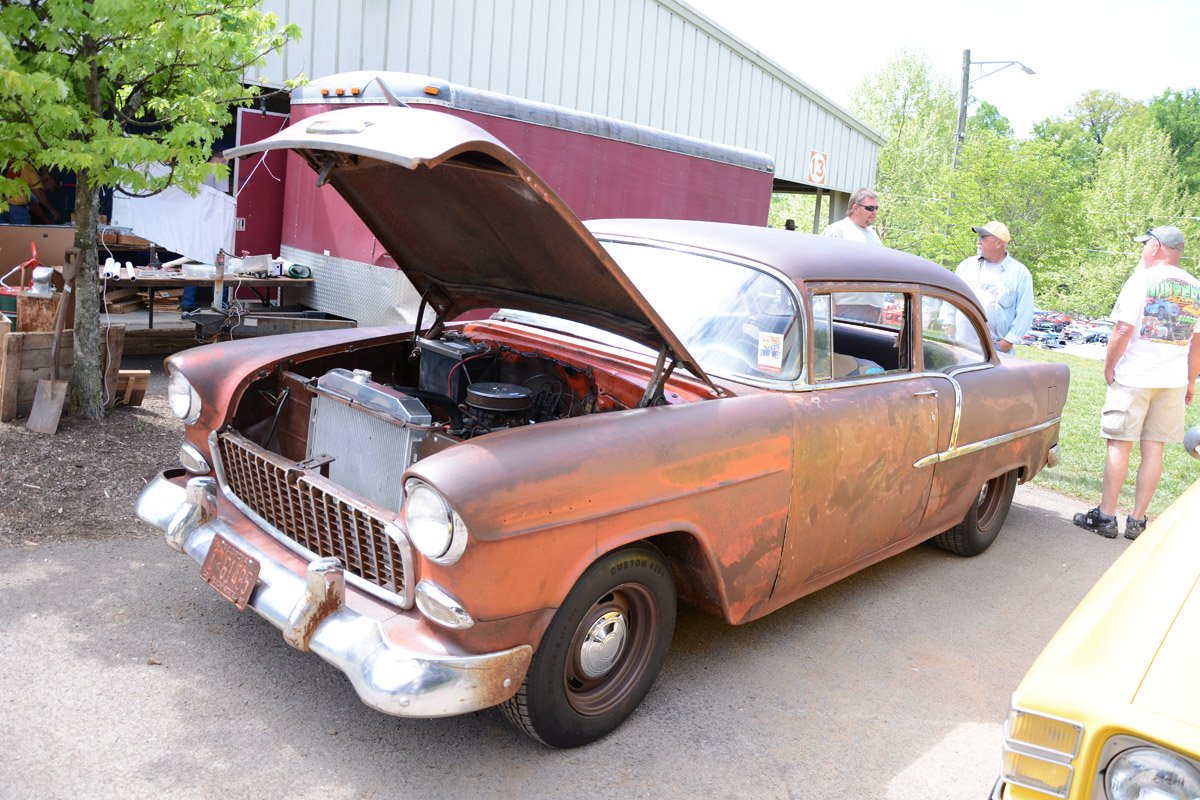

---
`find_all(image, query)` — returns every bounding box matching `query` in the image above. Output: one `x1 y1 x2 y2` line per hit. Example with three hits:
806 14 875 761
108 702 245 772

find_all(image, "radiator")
306 368 432 512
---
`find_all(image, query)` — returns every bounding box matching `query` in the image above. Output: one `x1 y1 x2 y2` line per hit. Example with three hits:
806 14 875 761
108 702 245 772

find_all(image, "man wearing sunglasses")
823 187 882 246
1074 225 1200 540
823 188 882 321
953 220 1035 354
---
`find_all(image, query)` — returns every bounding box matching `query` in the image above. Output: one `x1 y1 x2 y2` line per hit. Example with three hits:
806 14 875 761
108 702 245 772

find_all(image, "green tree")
849 52 957 262
1068 89 1134 146
946 129 1090 310
1077 120 1191 315
0 1 297 419
1031 117 1103 187
1149 88 1200 196
969 101 1012 138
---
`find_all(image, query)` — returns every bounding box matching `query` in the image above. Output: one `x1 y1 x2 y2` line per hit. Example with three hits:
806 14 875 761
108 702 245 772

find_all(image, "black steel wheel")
931 469 1018 556
500 544 676 748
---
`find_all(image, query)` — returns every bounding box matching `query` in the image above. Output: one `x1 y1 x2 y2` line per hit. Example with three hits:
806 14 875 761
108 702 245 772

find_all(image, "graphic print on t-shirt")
1139 278 1200 345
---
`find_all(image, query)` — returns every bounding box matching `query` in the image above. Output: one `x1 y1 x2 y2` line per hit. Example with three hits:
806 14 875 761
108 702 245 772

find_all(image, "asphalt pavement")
0 482 1128 800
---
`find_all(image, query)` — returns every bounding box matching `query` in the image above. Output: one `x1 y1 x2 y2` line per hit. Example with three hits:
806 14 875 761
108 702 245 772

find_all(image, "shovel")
26 259 78 434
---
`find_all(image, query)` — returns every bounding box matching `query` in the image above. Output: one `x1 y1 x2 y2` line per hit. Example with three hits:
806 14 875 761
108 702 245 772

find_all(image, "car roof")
585 218 977 301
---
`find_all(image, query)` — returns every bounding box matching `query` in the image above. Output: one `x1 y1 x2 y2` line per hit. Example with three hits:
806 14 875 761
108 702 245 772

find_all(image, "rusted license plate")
200 535 261 611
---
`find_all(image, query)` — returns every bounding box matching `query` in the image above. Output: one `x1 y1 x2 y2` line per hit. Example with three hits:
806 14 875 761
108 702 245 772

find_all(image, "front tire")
500 544 676 748
931 470 1018 556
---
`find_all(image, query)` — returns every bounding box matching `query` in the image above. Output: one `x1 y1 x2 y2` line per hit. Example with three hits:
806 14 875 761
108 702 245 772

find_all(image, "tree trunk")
69 168 105 420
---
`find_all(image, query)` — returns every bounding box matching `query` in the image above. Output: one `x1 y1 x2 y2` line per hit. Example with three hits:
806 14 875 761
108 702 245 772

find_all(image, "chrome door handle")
912 389 938 397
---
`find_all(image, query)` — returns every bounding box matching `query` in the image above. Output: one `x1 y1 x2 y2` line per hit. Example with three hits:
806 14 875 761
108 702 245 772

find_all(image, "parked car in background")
1033 311 1073 333
1061 323 1090 342
993 440 1200 800
136 106 1069 748
1022 330 1067 349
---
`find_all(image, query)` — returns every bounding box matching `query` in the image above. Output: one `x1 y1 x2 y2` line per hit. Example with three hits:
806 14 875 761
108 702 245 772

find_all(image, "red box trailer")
233 72 775 323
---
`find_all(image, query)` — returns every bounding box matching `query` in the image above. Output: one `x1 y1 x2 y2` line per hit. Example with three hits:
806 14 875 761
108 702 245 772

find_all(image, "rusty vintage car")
137 106 1068 747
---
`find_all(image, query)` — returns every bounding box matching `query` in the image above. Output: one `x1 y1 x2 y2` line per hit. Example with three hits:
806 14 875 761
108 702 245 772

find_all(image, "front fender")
167 324 415 434
411 392 795 624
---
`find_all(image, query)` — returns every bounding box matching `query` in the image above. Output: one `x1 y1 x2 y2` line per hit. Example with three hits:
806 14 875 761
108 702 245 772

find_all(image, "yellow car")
994 442 1200 799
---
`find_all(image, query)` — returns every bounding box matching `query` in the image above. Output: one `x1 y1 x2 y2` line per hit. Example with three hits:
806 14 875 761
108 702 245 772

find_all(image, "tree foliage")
0 0 297 418
849 57 1196 319
849 52 957 259
1149 88 1200 195
1076 119 1191 314
1068 90 1134 146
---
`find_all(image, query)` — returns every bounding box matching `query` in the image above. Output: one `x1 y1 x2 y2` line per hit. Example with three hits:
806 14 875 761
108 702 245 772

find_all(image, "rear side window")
811 291 910 382
921 296 989 372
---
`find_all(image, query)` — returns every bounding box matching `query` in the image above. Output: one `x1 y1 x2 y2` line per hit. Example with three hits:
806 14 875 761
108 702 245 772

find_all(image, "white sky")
683 0 1200 137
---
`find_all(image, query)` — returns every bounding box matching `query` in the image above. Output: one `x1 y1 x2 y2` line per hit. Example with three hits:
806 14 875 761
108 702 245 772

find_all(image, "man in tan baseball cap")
954 220 1035 352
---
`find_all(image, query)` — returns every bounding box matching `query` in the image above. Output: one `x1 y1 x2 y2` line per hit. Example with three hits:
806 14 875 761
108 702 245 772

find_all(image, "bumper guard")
137 471 531 718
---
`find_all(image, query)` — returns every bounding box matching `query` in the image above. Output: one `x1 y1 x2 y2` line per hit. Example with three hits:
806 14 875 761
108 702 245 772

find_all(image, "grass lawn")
1015 345 1200 516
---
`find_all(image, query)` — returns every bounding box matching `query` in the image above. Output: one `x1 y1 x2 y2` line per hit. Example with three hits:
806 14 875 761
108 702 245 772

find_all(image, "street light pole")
952 49 1036 170
953 49 971 170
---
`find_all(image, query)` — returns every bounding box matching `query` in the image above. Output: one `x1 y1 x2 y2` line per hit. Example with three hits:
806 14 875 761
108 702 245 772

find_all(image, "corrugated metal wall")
256 0 882 194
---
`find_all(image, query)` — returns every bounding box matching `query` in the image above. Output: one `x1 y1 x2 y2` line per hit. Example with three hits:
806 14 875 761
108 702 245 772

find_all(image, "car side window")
811 291 910 382
921 296 989 372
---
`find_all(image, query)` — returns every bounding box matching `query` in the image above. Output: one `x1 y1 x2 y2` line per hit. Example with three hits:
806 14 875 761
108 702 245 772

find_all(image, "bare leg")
1131 440 1164 519
1100 439 1132 516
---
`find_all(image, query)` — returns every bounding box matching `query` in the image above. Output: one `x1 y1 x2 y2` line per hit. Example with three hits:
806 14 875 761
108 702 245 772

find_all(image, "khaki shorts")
1100 381 1187 442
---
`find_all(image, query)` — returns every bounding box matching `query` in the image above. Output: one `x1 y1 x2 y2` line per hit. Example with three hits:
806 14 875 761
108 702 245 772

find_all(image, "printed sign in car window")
758 332 783 373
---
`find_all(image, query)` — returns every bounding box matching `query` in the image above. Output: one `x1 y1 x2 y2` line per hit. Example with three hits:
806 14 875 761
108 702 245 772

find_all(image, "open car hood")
226 105 713 386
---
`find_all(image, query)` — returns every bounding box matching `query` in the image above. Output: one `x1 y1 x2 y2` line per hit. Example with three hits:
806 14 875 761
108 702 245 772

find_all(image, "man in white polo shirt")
823 188 882 322
1074 225 1200 539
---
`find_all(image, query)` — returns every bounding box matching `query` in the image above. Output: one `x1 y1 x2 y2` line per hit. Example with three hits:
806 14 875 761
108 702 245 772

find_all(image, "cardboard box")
0 224 76 267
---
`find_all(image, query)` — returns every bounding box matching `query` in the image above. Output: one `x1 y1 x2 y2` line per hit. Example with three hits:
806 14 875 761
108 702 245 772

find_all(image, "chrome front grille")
214 430 413 607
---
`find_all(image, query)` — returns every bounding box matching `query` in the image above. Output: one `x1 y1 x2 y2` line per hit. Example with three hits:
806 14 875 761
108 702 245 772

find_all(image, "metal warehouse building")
256 0 884 223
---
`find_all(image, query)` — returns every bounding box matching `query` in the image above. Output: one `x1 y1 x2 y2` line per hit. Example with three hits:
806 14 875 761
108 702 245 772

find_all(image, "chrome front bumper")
136 471 532 718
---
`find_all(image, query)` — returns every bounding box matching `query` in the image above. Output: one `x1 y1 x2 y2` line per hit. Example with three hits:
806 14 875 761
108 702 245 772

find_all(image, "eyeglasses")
859 204 879 212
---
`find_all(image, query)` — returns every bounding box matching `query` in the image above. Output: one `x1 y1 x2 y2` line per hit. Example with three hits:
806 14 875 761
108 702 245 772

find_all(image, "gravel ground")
0 355 177 546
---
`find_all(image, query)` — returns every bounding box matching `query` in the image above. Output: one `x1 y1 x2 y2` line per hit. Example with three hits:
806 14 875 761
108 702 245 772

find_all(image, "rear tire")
932 470 1018 556
500 544 676 748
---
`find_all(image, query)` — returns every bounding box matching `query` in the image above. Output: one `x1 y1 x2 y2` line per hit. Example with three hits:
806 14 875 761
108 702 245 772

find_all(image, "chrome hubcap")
578 610 627 678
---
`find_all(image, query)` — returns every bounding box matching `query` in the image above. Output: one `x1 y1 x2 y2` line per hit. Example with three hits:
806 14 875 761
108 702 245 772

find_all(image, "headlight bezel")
1102 737 1200 800
166 365 201 424
400 479 468 565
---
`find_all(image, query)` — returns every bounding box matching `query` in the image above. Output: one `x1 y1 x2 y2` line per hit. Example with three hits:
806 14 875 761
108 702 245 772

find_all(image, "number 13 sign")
807 150 829 186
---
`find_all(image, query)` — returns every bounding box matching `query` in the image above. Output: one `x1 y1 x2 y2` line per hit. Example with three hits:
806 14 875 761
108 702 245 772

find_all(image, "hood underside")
225 105 711 384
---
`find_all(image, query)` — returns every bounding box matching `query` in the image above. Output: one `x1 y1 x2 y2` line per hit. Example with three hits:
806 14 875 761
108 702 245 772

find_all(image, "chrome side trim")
946 375 964 448
136 472 532 718
914 417 1062 468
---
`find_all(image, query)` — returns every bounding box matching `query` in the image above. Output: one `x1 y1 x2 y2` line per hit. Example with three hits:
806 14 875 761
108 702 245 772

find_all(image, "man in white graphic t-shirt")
1074 225 1200 540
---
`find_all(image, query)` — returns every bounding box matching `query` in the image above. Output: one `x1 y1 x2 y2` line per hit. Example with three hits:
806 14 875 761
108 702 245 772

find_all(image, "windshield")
601 241 802 381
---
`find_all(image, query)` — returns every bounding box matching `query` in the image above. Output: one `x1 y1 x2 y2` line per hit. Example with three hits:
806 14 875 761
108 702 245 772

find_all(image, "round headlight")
1107 747 1200 800
401 480 467 563
167 367 201 424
